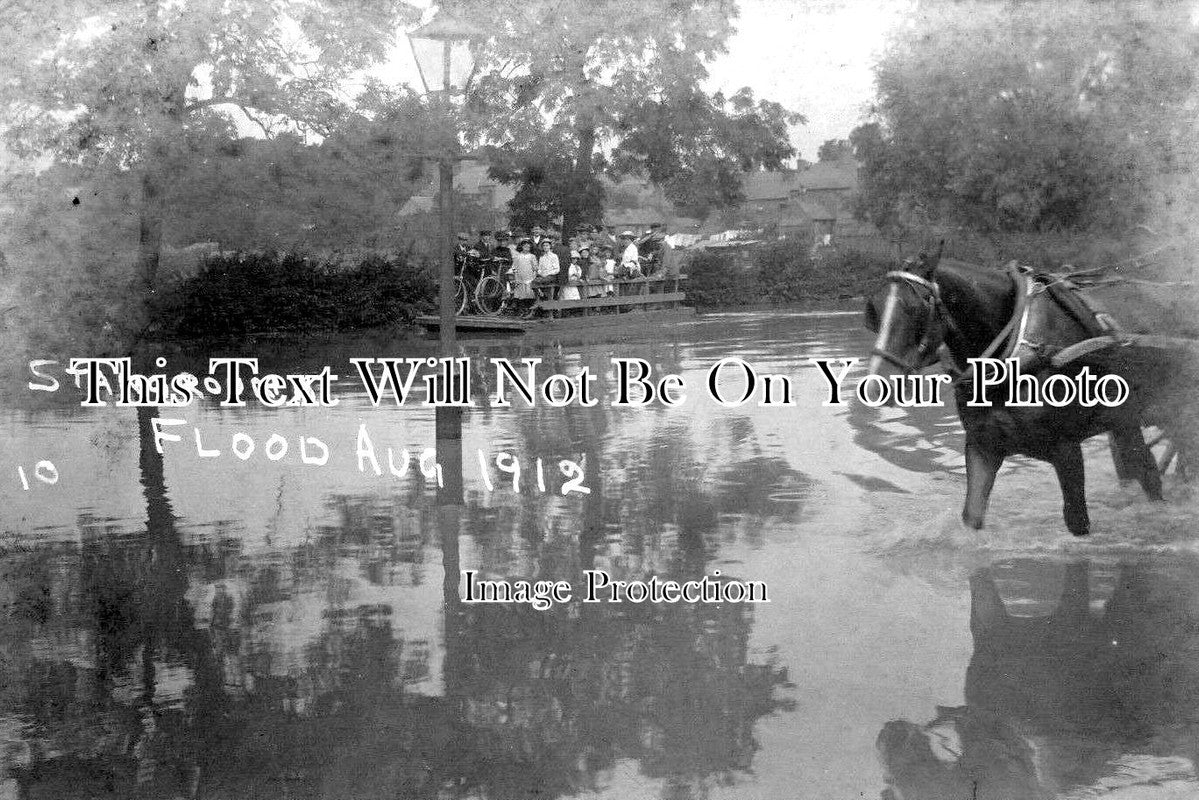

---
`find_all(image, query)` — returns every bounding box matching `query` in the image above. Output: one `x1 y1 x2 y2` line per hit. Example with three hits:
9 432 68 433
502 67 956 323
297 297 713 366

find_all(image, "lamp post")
407 12 481 703
407 10 482 352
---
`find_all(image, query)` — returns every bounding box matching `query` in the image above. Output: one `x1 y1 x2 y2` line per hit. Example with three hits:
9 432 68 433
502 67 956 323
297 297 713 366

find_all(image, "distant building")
396 157 516 255
396 159 872 249
738 162 867 244
602 176 679 232
398 157 516 232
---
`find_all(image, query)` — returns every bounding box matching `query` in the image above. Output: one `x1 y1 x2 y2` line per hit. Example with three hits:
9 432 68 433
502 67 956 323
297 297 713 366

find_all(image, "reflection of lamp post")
407 10 482 351
409 15 477 654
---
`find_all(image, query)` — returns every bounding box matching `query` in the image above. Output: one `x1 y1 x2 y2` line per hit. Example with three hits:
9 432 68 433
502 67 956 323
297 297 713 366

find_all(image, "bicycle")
473 269 511 315
452 250 504 315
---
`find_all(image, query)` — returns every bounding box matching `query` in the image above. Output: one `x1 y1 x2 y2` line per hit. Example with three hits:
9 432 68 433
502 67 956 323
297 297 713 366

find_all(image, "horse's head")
877 710 1041 800
865 244 947 380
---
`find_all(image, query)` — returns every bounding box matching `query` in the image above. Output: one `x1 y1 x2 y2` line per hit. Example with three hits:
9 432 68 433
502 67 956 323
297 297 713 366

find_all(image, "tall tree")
816 139 853 164
852 0 1199 235
1 0 417 297
164 115 430 252
460 0 801 232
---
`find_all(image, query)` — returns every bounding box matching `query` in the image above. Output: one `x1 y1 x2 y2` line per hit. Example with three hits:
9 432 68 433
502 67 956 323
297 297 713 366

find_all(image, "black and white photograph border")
2 1 1199 798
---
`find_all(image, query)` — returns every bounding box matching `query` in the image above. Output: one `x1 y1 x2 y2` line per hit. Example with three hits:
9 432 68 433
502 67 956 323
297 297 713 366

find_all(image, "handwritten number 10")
17 461 59 490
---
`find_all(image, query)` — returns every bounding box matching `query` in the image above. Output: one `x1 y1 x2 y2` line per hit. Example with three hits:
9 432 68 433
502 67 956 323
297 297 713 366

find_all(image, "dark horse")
865 248 1162 536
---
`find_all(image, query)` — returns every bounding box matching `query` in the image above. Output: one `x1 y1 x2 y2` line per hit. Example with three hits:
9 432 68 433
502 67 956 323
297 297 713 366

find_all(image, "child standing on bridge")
510 238 537 316
560 251 583 301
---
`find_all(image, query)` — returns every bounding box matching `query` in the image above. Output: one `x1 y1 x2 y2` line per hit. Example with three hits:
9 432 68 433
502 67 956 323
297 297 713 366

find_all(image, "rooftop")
742 163 858 201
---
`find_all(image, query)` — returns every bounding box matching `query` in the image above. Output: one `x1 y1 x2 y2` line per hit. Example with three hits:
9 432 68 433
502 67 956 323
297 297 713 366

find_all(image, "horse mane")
935 258 1013 292
932 258 1017 350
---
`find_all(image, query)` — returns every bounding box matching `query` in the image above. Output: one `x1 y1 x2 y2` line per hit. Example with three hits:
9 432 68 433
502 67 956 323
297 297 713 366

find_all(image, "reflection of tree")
449 379 799 800
484 347 809 581
1 406 215 797
878 557 1199 799
451 599 792 800
3 357 797 799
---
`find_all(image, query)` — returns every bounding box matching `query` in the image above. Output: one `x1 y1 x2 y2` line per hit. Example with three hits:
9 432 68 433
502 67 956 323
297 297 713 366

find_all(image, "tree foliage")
613 87 800 218
486 135 603 231
1 0 417 293
165 115 429 251
853 0 1199 235
816 139 853 164
2 0 413 164
459 0 802 228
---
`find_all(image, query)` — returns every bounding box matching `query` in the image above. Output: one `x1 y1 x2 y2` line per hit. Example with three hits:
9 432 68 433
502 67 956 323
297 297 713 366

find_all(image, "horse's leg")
1107 431 1138 481
1158 441 1178 475
963 442 1003 529
1111 423 1163 501
969 568 1008 635
1051 560 1090 629
1051 440 1090 536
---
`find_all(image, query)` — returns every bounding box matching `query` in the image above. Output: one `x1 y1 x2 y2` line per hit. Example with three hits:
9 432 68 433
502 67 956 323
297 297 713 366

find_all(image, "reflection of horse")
865 247 1162 536
878 559 1199 799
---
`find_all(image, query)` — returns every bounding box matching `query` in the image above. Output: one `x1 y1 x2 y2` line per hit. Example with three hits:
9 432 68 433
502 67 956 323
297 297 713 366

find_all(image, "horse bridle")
872 264 1035 378
871 269 955 373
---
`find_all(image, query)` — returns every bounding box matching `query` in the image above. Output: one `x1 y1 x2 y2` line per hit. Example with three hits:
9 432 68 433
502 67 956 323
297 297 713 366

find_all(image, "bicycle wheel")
453 276 469 314
475 275 508 316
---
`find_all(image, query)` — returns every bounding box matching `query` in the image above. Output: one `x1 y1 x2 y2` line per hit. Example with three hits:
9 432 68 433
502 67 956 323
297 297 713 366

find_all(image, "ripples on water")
0 312 1196 799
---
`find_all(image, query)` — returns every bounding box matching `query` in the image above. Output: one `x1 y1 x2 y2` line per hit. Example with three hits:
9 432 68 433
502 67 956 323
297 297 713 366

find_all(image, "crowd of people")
453 223 676 316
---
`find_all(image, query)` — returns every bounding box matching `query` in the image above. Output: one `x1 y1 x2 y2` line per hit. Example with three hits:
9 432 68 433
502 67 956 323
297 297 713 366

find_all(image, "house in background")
396 157 516 254
736 161 868 244
602 175 703 234
396 158 878 253
397 157 516 232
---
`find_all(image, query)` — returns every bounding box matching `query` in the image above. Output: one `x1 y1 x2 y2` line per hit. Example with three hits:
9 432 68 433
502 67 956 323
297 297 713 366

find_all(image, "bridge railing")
533 274 688 315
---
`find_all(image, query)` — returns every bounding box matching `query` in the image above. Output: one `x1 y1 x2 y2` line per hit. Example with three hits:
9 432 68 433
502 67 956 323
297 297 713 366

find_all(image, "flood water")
3 311 1199 799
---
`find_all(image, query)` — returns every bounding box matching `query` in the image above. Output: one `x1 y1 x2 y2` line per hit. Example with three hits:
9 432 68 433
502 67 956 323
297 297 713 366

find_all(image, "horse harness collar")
876 263 1124 382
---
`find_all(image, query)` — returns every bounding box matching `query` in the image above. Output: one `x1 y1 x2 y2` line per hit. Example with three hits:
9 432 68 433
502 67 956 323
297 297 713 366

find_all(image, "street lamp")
407 10 483 351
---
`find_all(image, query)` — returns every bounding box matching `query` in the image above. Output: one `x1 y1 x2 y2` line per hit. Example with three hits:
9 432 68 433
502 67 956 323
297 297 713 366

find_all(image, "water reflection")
11 312 1192 798
879 556 1199 799
0 361 797 798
